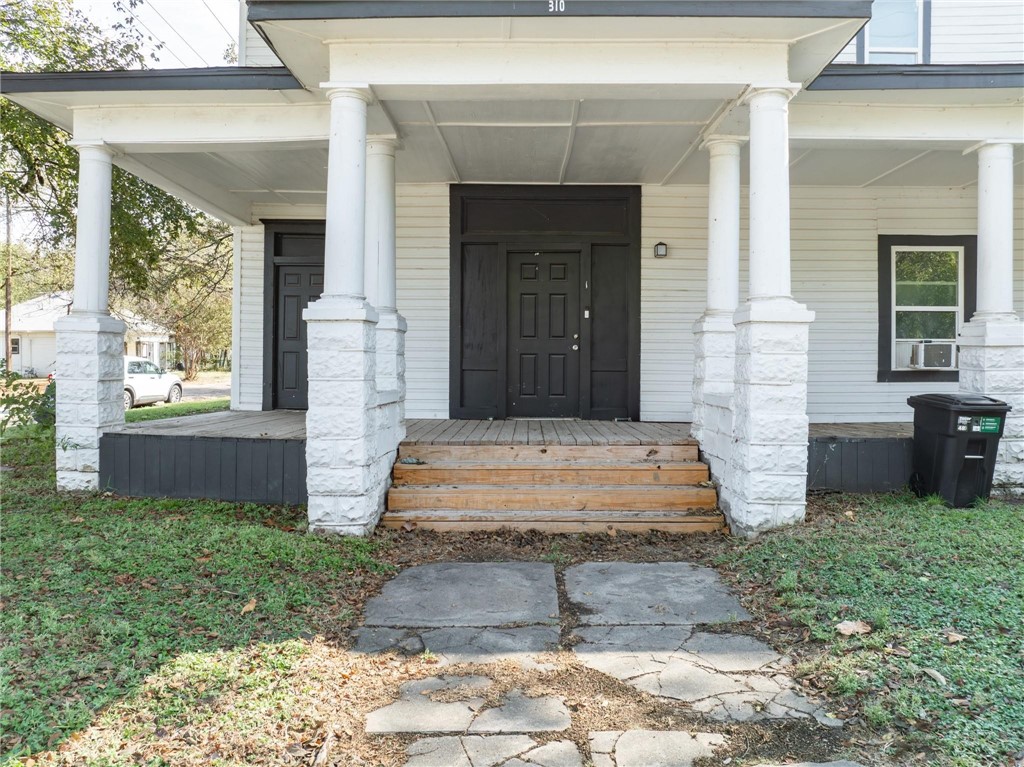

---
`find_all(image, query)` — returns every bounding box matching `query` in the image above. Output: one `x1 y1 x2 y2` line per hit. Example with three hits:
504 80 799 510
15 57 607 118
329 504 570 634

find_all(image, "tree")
0 0 203 295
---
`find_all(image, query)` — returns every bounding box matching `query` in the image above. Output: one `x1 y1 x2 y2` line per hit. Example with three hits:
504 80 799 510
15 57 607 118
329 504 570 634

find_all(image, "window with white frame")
865 0 923 64
891 247 963 371
10 337 20 355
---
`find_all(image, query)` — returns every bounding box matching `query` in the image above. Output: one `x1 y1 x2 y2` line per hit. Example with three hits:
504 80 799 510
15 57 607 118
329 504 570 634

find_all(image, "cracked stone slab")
469 691 571 733
366 675 492 733
404 736 582 767
353 625 561 669
365 563 559 627
565 563 750 625
574 629 842 726
588 730 727 767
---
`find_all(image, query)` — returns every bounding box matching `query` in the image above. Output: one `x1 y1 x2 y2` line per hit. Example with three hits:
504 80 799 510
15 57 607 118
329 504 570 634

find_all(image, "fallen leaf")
240 598 257 615
401 522 415 532
922 668 947 686
69 516 84 523
836 620 872 636
607 527 618 537
945 631 967 644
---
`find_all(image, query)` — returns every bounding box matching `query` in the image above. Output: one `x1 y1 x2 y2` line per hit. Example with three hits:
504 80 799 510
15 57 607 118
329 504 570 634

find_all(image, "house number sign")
548 0 566 11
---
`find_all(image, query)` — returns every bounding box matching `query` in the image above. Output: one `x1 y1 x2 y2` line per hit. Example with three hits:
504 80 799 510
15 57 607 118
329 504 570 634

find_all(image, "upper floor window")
866 0 924 63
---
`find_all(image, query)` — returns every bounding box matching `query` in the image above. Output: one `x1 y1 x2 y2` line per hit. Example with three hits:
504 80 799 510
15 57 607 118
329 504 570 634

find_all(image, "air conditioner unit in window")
909 342 957 370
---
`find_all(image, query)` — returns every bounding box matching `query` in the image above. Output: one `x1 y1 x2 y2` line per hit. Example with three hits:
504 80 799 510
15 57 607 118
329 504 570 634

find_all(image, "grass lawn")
717 493 1024 766
124 398 229 423
1 422 1021 766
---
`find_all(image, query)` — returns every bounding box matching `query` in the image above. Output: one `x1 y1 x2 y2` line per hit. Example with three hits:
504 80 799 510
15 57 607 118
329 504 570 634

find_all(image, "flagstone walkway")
356 561 865 767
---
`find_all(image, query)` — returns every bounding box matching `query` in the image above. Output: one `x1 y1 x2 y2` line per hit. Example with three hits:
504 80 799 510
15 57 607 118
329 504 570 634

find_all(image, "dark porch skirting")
99 411 307 505
98 413 914 506
807 422 913 493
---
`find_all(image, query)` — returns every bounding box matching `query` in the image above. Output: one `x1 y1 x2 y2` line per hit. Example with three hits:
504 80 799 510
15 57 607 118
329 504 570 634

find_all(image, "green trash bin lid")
907 393 1012 412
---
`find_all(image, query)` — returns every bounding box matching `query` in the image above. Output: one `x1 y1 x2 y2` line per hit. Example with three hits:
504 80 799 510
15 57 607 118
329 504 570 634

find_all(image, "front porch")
99 414 918 511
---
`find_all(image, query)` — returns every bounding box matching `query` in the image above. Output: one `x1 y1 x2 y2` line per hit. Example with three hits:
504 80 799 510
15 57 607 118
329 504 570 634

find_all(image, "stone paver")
404 736 582 767
364 563 559 627
365 675 492 734
588 730 727 767
574 626 841 726
353 625 560 669
565 563 751 625
367 675 570 735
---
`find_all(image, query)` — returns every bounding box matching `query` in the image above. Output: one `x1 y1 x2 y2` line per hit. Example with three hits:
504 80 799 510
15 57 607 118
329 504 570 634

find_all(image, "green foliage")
124 397 230 423
719 493 1024 766
0 0 203 294
0 363 53 433
0 428 391 759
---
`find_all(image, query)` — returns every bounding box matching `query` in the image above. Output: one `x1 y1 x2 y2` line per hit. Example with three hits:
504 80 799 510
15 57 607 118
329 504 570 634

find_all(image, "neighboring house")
0 293 174 376
1 0 1021 537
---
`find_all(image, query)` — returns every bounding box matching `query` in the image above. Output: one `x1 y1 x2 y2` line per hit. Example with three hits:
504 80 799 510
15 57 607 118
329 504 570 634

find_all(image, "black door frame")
261 220 326 411
449 185 641 421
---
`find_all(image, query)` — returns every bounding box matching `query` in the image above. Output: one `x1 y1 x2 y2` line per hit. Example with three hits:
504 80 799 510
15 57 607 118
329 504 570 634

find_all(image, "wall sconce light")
653 242 668 258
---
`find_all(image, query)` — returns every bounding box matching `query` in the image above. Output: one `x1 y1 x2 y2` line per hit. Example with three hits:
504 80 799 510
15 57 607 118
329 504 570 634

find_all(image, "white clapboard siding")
232 225 265 410
930 0 1024 64
832 38 858 64
396 185 451 419
241 20 282 67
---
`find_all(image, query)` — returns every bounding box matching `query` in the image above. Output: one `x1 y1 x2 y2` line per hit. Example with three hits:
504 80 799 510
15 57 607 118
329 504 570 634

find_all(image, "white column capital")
68 140 115 159
321 83 372 103
744 84 801 106
367 136 399 156
963 140 1017 158
700 135 745 154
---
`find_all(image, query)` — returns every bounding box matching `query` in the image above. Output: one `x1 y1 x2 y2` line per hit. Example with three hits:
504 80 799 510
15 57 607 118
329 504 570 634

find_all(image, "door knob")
573 333 579 340
572 344 579 351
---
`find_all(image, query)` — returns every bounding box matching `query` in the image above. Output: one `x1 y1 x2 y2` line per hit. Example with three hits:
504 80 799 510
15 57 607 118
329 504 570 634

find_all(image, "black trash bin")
906 393 1012 507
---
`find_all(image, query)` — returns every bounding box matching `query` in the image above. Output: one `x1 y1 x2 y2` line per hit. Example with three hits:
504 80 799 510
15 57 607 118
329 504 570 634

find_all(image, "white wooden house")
2 0 1021 537
0 293 173 376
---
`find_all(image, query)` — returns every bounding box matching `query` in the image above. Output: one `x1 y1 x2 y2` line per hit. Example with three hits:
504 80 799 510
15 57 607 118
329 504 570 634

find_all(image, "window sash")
865 0 924 63
891 246 964 371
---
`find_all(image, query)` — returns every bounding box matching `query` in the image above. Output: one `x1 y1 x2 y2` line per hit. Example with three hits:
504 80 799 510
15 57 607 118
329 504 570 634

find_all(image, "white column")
364 137 408 452
960 142 1023 495
691 137 742 481
722 86 815 538
303 85 390 535
54 142 125 491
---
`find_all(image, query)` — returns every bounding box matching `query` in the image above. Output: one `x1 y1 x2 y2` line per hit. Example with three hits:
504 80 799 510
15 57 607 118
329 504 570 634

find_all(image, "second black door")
275 265 323 409
507 249 581 417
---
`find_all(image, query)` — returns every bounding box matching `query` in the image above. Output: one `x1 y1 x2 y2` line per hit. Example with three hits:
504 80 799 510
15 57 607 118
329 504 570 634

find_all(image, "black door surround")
450 185 641 421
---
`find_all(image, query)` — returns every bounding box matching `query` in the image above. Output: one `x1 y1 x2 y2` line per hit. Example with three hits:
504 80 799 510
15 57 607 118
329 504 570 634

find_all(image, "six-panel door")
507 250 582 417
275 266 323 409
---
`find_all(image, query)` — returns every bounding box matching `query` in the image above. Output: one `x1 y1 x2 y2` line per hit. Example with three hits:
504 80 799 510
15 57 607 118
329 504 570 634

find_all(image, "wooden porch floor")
403 419 694 446
109 411 914 443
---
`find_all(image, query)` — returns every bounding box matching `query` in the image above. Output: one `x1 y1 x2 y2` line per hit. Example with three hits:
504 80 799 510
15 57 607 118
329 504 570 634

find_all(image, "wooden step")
393 461 709 486
387 484 718 512
399 444 698 464
381 509 726 534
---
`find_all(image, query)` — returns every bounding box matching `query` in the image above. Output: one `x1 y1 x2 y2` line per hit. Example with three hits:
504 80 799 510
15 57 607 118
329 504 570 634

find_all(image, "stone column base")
375 310 408 459
959 316 1024 494
303 297 393 536
691 313 736 478
54 313 126 491
722 299 815 538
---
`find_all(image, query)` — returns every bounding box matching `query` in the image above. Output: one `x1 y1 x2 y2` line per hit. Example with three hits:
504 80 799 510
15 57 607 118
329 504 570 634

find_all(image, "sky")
73 0 240 69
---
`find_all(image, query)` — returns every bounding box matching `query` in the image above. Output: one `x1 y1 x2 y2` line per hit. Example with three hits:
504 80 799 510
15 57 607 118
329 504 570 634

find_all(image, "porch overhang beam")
72 104 331 149
328 41 791 89
789 104 1024 144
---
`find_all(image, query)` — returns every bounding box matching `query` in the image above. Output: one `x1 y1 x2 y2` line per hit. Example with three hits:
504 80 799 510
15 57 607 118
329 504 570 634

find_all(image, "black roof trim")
248 0 872 21
0 67 302 94
810 63 1024 90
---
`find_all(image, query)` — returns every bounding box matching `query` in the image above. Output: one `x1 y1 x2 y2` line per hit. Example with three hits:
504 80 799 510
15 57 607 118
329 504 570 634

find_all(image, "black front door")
507 249 581 417
275 265 323 409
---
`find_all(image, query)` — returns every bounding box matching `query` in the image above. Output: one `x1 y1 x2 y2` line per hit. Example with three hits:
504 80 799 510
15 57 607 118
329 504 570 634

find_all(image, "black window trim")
877 234 976 383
